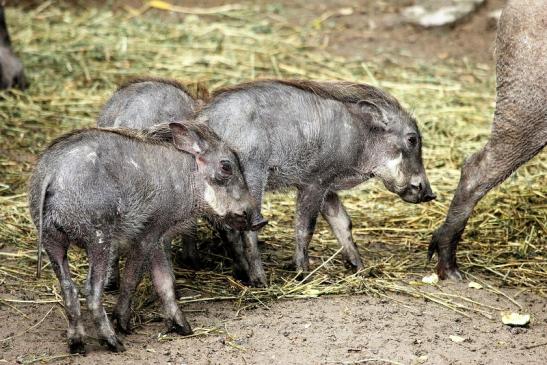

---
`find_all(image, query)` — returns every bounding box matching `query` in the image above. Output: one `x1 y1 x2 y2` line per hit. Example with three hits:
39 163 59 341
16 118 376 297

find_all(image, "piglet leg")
219 227 251 283
86 232 125 352
45 232 86 354
112 241 147 334
103 241 120 292
293 185 326 272
242 230 267 287
112 242 148 334
150 243 192 335
231 168 268 287
321 191 363 271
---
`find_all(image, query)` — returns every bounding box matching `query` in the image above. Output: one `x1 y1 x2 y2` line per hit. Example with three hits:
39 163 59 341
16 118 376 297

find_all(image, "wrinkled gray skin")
97 78 202 289
29 122 256 354
202 80 436 286
0 5 27 90
429 0 547 280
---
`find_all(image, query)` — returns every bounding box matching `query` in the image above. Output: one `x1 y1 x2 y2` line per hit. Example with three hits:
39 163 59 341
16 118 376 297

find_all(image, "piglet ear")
357 100 387 130
169 122 208 156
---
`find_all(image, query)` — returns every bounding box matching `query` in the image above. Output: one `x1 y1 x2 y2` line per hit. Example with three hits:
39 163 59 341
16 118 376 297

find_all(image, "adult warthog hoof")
437 261 463 281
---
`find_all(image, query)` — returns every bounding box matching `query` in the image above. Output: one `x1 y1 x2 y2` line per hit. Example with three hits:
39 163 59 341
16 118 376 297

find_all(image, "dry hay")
0 1 545 335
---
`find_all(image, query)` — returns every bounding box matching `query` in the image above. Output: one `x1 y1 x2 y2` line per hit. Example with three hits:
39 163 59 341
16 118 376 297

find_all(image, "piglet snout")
419 183 436 202
250 214 268 231
224 210 268 231
409 177 436 203
422 191 436 202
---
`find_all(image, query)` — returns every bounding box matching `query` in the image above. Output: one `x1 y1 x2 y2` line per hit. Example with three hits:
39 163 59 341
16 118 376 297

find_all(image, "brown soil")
2 280 546 365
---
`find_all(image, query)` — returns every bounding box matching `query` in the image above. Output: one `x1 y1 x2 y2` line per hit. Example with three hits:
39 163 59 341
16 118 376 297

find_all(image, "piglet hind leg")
86 231 125 352
112 241 148 335
84 242 120 295
430 123 546 280
44 232 86 354
103 242 120 292
321 191 363 271
150 243 192 335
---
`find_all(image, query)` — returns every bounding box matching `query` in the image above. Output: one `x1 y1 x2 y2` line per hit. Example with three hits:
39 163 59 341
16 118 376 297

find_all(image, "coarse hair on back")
212 79 403 109
117 76 191 94
43 120 222 153
116 76 210 102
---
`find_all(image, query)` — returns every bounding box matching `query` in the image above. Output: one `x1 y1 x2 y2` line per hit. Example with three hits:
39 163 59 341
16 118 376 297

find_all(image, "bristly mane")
45 121 222 151
117 76 190 94
117 76 210 101
212 79 402 108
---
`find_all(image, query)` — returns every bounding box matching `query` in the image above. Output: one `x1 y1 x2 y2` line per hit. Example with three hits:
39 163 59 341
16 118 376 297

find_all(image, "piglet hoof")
233 264 267 287
349 264 366 275
165 319 193 336
249 277 267 288
294 259 310 274
115 321 131 335
99 336 126 353
281 261 296 271
68 338 86 355
177 253 202 270
294 270 311 282
103 280 119 293
250 217 268 231
247 267 267 287
112 312 132 335
342 255 364 273
232 266 250 284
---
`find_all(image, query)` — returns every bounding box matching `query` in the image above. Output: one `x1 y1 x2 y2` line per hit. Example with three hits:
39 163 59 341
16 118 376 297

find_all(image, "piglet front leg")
321 191 363 271
293 185 326 273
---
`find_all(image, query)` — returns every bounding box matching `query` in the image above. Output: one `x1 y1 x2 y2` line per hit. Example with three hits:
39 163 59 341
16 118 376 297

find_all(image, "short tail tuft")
36 175 51 279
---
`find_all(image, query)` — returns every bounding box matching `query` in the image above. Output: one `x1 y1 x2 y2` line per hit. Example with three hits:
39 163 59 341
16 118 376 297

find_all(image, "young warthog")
201 80 436 286
97 77 205 288
29 122 256 354
429 0 547 280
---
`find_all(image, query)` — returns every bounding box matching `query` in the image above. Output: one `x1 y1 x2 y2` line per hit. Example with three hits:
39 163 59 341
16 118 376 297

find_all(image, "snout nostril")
411 183 423 192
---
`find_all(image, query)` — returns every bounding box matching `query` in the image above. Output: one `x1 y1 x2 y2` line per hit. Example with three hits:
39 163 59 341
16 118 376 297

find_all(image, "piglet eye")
408 135 418 147
219 160 233 176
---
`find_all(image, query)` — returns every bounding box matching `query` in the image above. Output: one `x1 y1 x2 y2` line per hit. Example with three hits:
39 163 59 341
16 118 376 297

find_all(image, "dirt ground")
2 279 546 365
2 1 545 364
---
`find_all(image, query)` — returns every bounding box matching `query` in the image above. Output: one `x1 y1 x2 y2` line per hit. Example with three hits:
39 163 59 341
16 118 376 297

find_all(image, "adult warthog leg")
430 122 546 280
